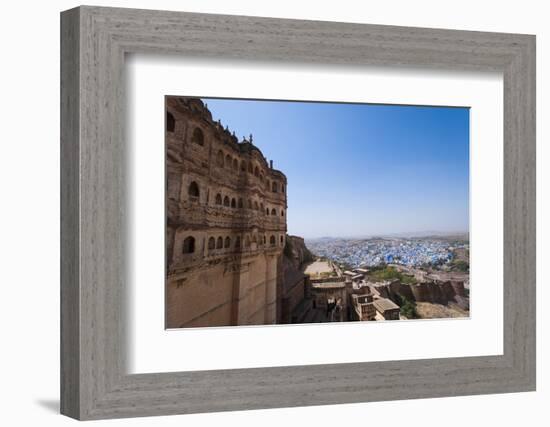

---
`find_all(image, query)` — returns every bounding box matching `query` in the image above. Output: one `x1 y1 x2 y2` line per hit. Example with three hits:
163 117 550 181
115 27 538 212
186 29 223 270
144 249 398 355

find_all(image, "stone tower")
165 97 287 328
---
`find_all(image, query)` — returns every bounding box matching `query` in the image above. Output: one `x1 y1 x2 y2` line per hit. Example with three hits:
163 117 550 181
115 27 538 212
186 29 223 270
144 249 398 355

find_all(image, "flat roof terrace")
373 298 400 313
311 281 346 290
304 260 335 277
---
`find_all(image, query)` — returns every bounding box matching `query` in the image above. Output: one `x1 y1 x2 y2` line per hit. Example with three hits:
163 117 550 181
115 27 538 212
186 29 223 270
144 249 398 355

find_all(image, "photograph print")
165 96 470 329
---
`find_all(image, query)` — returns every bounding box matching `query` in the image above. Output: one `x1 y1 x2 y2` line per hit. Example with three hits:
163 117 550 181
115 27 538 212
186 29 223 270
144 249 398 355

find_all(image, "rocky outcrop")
275 235 319 324
284 235 314 270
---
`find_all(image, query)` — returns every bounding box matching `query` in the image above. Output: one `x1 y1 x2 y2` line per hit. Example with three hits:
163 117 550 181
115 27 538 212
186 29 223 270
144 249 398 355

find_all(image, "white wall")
0 0 546 425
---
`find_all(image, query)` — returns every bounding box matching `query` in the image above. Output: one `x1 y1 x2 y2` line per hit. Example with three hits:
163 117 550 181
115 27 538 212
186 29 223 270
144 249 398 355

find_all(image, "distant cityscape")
306 235 469 269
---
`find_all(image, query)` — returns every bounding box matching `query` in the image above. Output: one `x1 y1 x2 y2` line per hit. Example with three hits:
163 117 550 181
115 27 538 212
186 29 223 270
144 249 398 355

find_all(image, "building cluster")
303 262 468 322
300 265 401 323
308 238 468 268
344 270 401 321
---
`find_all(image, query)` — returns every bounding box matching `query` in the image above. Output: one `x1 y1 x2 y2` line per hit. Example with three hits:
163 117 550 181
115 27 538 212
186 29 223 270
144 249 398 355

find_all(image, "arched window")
182 236 195 254
231 198 236 208
270 235 276 246
263 235 266 244
281 209 284 217
238 198 243 209
224 237 231 248
254 166 259 177
225 154 232 167
216 237 223 249
248 199 252 209
233 158 238 171
240 160 246 172
281 184 285 193
223 196 230 207
215 194 222 205
208 237 215 250
272 181 278 192
271 208 277 216
248 162 253 174
266 208 269 215
191 127 204 145
235 236 241 248
216 150 224 167
254 201 259 210
280 235 284 245
166 112 175 132
188 181 199 198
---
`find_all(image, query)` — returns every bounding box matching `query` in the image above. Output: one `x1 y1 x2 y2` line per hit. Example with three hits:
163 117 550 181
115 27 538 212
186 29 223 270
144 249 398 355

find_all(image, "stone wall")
165 97 287 328
371 279 468 309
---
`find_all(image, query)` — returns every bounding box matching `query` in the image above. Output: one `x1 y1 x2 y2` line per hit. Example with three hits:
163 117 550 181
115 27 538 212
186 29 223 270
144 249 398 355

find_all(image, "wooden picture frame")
60 5 536 420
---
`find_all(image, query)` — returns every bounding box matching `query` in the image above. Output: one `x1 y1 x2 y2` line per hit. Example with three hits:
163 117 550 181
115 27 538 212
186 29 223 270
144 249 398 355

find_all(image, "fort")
165 97 469 328
166 97 291 328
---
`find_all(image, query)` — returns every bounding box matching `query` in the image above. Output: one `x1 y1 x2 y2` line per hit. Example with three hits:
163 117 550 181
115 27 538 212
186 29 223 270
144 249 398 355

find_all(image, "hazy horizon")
203 98 469 239
301 230 470 240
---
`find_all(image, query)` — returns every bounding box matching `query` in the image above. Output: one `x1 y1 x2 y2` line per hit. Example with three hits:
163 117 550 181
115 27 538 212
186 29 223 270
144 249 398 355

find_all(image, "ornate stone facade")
165 97 287 328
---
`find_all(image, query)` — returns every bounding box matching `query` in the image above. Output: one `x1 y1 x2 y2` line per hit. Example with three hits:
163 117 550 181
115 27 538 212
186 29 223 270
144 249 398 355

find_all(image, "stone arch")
233 158 238 171
266 208 269 215
215 194 222 205
272 181 278 192
182 236 195 254
240 160 246 172
235 236 241 248
238 198 243 209
191 127 204 145
225 154 232 167
231 198 236 208
224 236 231 248
216 150 224 167
208 237 215 250
188 181 199 198
270 235 276 246
281 209 284 217
166 111 175 132
216 237 223 249
280 235 284 246
271 208 277 216
223 196 230 207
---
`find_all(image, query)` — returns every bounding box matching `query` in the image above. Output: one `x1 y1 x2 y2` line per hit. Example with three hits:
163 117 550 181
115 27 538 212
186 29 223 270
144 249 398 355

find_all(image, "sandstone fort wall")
165 97 287 328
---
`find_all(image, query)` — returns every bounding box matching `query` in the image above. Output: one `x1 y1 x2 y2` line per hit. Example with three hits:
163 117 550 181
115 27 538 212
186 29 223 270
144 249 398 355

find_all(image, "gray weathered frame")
60 5 536 420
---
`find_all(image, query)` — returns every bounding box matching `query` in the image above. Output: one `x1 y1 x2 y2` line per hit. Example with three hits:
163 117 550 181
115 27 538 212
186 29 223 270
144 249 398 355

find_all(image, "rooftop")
311 282 346 289
373 298 400 312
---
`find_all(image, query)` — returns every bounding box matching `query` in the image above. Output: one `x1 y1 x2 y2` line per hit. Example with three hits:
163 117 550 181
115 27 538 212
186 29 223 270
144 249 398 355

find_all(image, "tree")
399 296 419 319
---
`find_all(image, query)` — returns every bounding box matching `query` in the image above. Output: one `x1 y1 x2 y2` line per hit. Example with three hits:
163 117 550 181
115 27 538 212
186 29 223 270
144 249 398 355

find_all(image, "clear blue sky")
203 98 469 239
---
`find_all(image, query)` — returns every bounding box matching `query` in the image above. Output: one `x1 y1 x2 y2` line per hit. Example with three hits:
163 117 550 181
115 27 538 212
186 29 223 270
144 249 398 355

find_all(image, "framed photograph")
61 6 535 420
